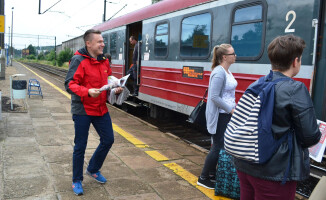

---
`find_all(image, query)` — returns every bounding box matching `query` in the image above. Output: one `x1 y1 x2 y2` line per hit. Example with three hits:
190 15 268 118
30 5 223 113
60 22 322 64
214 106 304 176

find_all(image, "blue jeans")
72 112 114 182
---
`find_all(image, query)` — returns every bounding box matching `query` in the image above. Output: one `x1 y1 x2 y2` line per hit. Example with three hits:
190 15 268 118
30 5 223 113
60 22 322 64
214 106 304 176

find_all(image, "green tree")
27 55 36 60
37 52 46 60
46 50 56 61
57 48 73 67
27 44 36 56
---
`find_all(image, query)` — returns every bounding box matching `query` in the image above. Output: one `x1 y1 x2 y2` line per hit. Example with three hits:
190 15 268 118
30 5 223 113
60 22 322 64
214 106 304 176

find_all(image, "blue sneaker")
86 170 107 183
72 181 83 195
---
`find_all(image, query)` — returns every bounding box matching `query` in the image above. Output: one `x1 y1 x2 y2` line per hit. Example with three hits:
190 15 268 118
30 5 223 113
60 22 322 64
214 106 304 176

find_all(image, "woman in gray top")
197 44 238 189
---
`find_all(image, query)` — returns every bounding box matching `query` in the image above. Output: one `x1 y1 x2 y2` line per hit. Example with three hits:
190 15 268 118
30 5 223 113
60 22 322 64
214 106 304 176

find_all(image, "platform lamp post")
10 7 13 66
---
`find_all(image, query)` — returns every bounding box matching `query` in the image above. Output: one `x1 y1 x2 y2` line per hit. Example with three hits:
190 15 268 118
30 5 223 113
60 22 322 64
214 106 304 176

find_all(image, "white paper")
119 53 122 60
99 74 130 92
144 52 149 61
309 120 326 162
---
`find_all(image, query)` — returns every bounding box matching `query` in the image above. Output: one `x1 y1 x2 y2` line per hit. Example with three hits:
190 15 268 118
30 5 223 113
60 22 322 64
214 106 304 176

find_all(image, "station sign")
0 15 4 33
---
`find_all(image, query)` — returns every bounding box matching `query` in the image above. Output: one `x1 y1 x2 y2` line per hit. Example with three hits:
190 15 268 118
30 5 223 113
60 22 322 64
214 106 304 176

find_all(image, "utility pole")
7 26 9 66
103 0 106 22
54 36 56 66
0 0 5 79
10 7 13 66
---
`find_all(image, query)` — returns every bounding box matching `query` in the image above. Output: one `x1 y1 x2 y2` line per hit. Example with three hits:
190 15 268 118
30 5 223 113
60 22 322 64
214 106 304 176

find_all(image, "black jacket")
233 71 321 182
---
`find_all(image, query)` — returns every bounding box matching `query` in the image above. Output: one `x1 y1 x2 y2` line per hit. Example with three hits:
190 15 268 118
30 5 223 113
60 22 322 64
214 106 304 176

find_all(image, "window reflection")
155 23 169 57
110 33 117 59
231 4 263 58
155 35 168 57
234 5 262 23
103 35 109 54
232 23 262 57
156 24 168 35
181 13 211 58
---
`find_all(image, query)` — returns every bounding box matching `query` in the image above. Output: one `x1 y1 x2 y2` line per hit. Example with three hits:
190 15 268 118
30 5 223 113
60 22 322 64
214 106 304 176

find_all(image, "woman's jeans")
237 170 297 200
72 113 114 182
200 113 231 179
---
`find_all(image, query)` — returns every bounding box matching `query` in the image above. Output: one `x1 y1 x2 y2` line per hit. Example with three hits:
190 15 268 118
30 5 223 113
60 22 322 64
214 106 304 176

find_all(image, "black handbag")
188 89 208 126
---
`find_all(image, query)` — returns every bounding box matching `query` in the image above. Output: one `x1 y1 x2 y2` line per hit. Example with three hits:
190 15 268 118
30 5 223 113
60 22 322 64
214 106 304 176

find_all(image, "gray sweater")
206 66 233 134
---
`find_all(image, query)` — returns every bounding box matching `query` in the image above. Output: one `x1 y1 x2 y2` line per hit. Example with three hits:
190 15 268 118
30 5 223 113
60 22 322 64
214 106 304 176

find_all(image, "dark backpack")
224 70 293 183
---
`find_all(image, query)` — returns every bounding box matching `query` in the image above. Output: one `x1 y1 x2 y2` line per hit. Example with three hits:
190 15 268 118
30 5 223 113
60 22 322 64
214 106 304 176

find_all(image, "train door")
313 0 326 121
125 21 142 94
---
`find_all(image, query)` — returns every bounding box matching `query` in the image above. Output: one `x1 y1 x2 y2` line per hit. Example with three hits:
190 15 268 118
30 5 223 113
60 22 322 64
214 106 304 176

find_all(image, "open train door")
125 21 142 94
312 0 326 121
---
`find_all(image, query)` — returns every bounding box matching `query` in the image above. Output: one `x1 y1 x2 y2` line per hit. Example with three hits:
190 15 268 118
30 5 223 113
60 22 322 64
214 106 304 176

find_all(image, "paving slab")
119 155 162 170
114 193 163 200
39 145 73 163
151 180 207 200
59 187 112 200
134 166 182 184
104 176 154 197
3 176 51 199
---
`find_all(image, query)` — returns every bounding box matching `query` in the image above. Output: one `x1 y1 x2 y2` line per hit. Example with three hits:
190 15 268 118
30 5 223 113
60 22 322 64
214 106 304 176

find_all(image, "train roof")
93 0 213 31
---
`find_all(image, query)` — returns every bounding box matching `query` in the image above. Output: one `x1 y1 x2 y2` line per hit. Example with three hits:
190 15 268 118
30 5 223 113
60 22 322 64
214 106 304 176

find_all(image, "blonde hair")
211 44 232 70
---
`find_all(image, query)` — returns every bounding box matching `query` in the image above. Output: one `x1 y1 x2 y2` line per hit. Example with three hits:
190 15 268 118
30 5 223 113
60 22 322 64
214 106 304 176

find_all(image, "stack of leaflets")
99 74 130 92
309 120 326 162
99 74 130 105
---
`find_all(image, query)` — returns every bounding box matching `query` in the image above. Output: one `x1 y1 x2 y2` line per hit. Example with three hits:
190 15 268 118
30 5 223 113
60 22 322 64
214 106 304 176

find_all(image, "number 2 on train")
285 10 296 33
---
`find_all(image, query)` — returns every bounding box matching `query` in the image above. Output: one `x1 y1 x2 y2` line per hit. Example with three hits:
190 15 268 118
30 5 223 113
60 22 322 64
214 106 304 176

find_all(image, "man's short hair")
268 34 306 71
83 29 102 43
129 36 137 41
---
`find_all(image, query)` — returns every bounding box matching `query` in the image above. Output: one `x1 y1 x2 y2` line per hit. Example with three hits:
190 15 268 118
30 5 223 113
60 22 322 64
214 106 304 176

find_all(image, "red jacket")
65 48 112 116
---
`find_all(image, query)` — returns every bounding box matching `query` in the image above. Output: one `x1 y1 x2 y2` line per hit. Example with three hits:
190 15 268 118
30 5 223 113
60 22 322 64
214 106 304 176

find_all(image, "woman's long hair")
211 44 232 70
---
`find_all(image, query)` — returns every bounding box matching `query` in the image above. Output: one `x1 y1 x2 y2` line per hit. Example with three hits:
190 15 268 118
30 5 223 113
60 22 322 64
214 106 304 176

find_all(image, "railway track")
23 62 326 198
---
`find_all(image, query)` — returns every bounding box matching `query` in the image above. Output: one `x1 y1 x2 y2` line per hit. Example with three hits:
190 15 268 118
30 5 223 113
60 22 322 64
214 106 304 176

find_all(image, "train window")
110 33 117 59
103 35 109 54
180 12 211 58
155 23 169 57
234 5 262 23
231 3 264 59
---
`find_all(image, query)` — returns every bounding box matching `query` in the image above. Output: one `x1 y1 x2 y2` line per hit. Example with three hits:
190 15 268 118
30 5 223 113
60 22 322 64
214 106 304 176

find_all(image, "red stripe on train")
139 66 311 107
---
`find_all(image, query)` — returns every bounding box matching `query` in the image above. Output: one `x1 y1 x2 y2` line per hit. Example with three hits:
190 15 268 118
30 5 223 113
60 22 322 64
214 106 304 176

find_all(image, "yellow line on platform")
19 61 227 200
145 150 169 161
112 124 149 148
19 62 71 99
164 163 231 200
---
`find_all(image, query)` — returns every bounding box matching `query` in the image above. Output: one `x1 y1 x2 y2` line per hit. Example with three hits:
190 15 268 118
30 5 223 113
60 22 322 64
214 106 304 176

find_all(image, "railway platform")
0 61 214 199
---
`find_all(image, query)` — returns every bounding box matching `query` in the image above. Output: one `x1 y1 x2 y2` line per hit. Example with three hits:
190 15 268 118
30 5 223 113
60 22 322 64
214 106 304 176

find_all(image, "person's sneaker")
197 176 215 189
72 181 83 195
86 170 107 183
209 175 216 183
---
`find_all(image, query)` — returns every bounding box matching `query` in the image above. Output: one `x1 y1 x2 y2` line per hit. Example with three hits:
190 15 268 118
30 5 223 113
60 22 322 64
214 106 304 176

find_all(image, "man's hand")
115 87 123 94
88 88 101 98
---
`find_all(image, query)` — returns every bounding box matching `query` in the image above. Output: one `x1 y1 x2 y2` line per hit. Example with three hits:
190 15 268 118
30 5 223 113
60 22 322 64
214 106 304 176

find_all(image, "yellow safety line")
18 62 227 200
164 163 231 200
145 150 169 161
112 124 149 148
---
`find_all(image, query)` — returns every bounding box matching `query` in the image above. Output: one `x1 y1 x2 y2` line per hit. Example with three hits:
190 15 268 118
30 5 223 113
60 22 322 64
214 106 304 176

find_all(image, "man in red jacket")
65 29 122 195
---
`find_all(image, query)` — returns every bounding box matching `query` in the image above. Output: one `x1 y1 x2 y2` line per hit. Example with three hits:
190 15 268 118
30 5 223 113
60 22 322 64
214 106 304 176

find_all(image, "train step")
124 100 141 108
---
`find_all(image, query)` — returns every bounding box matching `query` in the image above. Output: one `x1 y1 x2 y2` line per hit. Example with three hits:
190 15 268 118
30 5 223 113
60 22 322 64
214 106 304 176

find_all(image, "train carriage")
92 0 326 122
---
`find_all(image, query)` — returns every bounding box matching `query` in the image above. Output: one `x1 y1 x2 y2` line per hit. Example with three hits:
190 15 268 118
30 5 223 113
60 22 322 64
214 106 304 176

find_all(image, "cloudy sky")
4 0 152 49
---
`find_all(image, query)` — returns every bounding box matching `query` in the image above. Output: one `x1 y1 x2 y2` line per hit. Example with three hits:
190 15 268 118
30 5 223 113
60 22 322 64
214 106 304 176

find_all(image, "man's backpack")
224 71 293 167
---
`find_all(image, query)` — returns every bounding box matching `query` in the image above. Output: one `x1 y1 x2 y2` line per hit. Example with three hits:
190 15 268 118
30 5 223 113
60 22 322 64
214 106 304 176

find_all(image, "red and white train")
86 0 326 121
